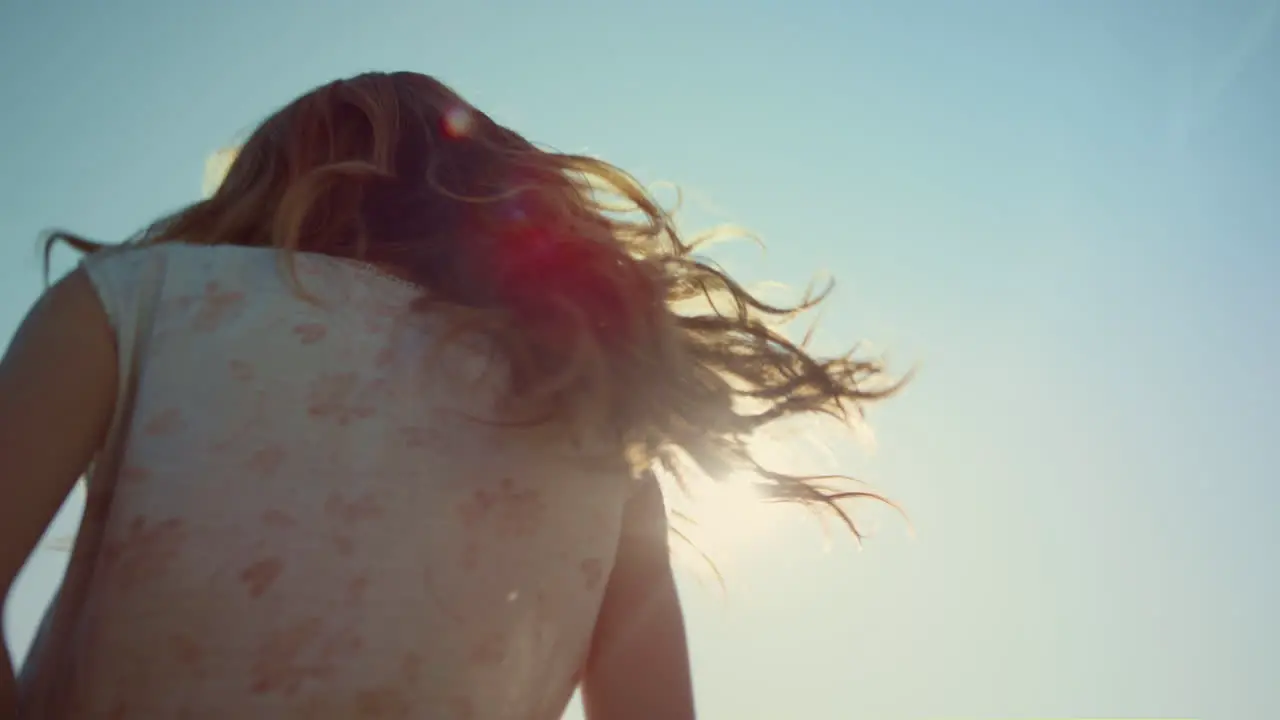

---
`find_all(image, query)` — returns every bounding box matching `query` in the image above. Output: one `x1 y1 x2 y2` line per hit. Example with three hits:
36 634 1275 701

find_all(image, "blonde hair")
46 72 906 540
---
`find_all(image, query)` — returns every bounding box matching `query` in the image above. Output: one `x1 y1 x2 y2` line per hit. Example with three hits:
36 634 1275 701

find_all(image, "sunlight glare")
673 473 780 556
664 422 836 571
202 147 239 197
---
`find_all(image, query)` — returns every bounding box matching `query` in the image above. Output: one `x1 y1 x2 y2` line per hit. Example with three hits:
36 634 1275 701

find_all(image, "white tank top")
20 243 632 719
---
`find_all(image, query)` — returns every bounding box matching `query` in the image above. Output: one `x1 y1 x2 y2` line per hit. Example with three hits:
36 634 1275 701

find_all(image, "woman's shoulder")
81 242 291 292
80 240 241 278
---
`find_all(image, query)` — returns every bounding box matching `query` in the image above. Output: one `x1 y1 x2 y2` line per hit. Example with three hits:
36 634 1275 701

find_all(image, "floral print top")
19 244 632 720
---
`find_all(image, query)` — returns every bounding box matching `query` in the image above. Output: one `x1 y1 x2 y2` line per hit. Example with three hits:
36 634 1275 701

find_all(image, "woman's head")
48 71 905 539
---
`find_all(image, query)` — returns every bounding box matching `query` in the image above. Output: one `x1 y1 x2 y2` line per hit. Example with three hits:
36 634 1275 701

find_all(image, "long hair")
45 71 906 542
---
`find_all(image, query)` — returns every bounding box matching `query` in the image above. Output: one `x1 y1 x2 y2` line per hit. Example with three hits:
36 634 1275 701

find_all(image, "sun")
663 422 833 563
658 413 880 579
202 147 239 197
672 473 781 555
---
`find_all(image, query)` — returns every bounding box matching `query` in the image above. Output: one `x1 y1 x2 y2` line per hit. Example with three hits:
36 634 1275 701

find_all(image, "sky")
1 0 1277 718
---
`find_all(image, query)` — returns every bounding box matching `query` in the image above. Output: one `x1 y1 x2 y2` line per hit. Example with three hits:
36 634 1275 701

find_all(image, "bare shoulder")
0 268 117 596
2 268 116 392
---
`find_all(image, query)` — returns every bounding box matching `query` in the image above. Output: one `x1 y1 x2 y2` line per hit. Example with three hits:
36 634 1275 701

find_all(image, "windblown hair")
46 72 905 540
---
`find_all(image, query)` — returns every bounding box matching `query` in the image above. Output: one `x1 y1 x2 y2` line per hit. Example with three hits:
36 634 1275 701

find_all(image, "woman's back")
27 243 631 719
4 71 900 720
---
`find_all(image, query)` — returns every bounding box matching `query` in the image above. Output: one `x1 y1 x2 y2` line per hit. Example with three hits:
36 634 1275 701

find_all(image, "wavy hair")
45 71 906 542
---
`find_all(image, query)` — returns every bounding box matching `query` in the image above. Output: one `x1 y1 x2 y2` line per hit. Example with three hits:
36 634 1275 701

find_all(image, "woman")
0 71 900 719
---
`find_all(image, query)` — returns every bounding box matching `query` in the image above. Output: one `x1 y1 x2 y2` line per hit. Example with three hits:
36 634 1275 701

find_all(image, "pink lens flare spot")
443 105 475 138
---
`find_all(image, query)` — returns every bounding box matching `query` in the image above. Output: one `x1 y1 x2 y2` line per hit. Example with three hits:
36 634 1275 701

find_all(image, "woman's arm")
0 270 117 718
581 478 696 720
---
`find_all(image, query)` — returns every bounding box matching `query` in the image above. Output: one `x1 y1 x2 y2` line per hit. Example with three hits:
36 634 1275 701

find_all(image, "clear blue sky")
2 1 1277 718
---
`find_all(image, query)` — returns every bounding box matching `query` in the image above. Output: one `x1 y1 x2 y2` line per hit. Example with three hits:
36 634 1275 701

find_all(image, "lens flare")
442 105 475 138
